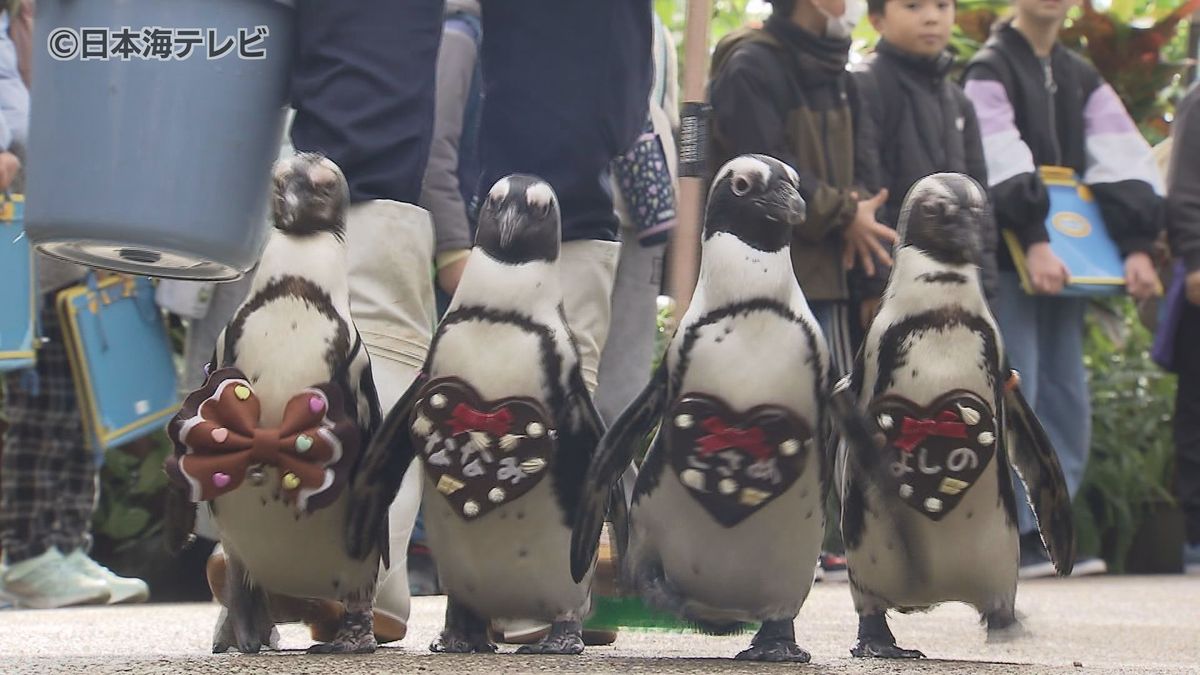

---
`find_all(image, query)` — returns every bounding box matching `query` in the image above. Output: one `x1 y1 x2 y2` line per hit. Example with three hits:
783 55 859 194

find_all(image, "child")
852 0 998 311
962 0 1164 578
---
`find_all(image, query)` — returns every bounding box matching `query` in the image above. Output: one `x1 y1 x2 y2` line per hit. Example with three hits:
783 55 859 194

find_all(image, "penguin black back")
895 173 989 268
474 174 561 265
704 154 805 253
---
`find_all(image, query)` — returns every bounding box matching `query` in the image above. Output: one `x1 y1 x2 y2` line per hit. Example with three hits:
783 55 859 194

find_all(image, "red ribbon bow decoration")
165 368 360 513
697 416 772 461
895 410 967 453
449 402 514 437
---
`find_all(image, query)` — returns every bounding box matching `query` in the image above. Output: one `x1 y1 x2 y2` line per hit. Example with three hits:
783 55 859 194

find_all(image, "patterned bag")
612 117 677 247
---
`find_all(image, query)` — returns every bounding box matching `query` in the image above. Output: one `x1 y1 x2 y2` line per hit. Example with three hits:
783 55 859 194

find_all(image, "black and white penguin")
833 172 1075 658
345 175 606 655
165 153 384 654
571 154 838 662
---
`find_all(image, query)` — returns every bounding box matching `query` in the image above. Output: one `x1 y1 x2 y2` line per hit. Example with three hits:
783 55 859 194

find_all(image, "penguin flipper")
345 372 425 561
1004 378 1076 576
570 361 668 583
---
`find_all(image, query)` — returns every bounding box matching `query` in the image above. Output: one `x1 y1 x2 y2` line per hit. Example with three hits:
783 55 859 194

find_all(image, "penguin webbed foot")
213 557 278 654
985 608 1029 643
430 599 497 654
734 619 810 663
308 600 378 654
851 612 925 659
515 618 585 655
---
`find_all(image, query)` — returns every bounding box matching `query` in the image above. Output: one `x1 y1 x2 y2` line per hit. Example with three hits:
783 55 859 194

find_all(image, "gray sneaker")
63 549 150 604
0 549 111 609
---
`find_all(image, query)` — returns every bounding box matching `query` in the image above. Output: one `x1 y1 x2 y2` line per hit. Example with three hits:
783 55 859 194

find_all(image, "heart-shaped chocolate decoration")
667 394 812 527
869 389 997 521
410 377 554 521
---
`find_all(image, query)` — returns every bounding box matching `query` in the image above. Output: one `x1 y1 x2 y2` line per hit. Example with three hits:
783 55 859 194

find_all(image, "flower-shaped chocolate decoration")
165 367 360 514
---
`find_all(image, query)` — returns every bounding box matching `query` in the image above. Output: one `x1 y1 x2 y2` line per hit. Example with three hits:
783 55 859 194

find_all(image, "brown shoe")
206 549 407 644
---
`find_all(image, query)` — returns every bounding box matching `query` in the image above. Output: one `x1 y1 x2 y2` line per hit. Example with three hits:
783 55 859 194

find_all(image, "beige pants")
345 199 436 626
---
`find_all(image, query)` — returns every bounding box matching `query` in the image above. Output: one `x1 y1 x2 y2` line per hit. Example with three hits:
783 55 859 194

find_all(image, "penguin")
570 154 845 662
832 172 1076 659
345 175 606 655
164 153 384 654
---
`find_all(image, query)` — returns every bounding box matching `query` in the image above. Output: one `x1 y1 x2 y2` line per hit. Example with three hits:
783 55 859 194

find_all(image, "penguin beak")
498 208 521 249
767 186 806 227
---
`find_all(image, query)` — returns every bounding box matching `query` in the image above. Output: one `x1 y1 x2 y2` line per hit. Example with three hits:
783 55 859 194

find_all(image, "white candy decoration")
958 405 981 426
526 422 545 438
675 414 694 429
680 469 706 491
467 431 491 451
719 478 738 495
899 484 913 499
488 487 506 503
499 434 521 451
780 439 801 456
463 500 480 517
430 393 448 409
878 414 894 430
924 497 943 513
411 414 433 437
520 457 547 474
978 431 995 446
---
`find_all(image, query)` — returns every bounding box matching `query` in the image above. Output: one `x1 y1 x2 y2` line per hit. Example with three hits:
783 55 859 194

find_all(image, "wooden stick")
667 0 713 317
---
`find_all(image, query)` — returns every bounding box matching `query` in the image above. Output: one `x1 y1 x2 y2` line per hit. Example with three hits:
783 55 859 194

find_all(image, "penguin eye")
731 175 752 197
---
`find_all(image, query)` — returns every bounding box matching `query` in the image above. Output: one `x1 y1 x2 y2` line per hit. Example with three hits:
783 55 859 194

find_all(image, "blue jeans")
993 272 1090 536
810 300 855 379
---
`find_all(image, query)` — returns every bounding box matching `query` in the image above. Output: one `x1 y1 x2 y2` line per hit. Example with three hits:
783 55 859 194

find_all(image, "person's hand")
1123 252 1160 302
1186 269 1200 307
841 189 896 278
1025 242 1069 295
0 152 21 191
860 296 881 330
436 250 470 296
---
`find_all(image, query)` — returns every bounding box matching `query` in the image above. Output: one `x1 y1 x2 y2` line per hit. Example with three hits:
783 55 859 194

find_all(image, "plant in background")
1077 297 1177 572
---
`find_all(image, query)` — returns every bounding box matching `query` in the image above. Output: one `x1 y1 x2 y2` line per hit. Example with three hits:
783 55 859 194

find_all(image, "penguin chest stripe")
870 389 997 520
667 393 812 527
411 377 555 521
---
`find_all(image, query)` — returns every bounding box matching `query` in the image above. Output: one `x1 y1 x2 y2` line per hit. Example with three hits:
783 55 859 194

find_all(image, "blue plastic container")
24 0 295 280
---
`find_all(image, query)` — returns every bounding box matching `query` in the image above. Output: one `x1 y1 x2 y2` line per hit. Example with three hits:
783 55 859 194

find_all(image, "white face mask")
814 0 864 40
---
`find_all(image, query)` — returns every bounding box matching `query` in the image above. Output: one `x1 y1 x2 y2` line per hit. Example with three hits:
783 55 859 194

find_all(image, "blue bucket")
24 0 295 281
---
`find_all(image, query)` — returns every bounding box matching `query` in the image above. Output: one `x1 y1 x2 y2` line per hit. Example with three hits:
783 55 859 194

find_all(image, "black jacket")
1169 83 1200 274
962 21 1164 270
852 40 998 300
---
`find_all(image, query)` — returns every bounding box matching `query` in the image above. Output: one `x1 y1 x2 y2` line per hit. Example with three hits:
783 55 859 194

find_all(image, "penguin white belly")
852 325 1018 611
421 319 589 621
639 310 825 622
215 481 377 599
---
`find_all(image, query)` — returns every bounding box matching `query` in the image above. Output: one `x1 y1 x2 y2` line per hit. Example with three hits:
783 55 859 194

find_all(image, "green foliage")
92 431 172 552
1075 297 1177 571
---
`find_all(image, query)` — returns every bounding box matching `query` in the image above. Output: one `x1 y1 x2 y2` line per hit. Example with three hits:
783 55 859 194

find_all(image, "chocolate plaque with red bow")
868 390 997 521
164 368 361 514
409 377 555 521
666 394 812 527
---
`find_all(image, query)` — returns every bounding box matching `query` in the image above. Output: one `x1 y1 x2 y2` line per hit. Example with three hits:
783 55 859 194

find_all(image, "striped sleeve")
962 70 1050 250
1082 82 1164 256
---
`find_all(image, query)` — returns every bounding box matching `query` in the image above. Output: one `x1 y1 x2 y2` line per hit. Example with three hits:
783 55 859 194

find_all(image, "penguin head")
704 154 806 253
896 173 989 267
270 153 350 240
474 175 561 264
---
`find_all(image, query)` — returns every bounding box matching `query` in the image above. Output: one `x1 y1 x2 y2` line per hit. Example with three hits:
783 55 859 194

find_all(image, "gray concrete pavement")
0 576 1197 674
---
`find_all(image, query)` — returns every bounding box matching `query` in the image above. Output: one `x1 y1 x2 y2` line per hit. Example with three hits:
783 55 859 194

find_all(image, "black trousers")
289 0 445 205
1174 301 1200 545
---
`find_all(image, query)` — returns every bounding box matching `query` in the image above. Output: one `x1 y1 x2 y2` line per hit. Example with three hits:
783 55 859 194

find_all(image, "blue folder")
1003 166 1126 297
56 274 179 454
0 194 36 373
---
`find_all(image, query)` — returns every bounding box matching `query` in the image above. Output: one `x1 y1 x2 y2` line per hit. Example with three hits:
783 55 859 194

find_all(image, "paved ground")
0 576 1197 674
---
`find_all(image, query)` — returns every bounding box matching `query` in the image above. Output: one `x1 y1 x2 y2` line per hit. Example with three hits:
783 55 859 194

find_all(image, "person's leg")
1173 303 1200 555
290 0 445 633
990 274 1043 536
0 299 110 608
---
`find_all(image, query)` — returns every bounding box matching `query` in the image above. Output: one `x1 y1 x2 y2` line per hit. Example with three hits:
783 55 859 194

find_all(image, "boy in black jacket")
852 0 999 315
962 0 1163 578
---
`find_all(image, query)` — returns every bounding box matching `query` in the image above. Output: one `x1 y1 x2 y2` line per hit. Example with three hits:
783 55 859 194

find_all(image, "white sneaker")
0 549 111 609
63 550 150 604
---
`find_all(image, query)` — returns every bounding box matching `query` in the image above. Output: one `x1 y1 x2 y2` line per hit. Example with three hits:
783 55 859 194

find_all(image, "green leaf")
99 504 151 541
